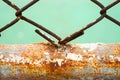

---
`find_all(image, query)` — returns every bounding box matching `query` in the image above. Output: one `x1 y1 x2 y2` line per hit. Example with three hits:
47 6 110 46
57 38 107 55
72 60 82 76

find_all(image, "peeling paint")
0 43 120 80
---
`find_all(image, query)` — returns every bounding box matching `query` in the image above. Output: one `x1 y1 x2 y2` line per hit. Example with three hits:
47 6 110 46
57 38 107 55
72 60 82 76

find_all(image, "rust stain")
0 42 120 80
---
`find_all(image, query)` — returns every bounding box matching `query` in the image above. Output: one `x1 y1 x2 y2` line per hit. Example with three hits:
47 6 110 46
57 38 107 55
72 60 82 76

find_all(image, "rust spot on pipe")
0 42 120 80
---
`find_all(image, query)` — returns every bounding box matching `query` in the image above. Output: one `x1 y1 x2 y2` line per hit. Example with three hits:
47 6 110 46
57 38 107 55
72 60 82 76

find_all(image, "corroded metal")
0 43 120 80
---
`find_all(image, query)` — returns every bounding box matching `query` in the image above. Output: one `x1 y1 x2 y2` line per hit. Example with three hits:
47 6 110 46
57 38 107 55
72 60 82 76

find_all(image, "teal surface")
0 0 120 44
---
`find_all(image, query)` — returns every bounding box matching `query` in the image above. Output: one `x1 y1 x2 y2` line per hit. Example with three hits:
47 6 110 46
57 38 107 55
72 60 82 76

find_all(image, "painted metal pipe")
0 42 120 80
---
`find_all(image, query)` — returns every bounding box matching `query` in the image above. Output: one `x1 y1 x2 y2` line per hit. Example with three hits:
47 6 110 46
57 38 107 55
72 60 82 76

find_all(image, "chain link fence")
0 0 120 45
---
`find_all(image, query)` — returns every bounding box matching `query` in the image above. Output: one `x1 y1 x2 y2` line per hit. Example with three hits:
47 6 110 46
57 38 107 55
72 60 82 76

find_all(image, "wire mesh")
0 0 120 45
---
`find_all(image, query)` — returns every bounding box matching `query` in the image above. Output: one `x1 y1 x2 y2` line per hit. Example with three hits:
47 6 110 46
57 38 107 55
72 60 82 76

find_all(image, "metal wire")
0 0 61 44
0 0 120 45
92 0 120 26
59 0 120 44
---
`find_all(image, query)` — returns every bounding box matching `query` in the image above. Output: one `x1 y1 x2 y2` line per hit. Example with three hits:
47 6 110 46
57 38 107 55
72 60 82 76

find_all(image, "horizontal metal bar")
0 43 120 79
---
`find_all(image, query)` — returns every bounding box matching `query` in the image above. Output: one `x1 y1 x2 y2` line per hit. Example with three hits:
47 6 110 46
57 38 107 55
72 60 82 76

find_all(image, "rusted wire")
0 0 120 45
92 0 120 26
59 0 120 44
0 17 20 32
0 0 61 44
21 16 61 41
35 29 55 44
59 13 106 44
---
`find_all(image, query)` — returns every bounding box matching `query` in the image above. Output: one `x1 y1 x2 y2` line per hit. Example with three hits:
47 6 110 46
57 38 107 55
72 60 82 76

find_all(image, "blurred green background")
0 0 120 44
